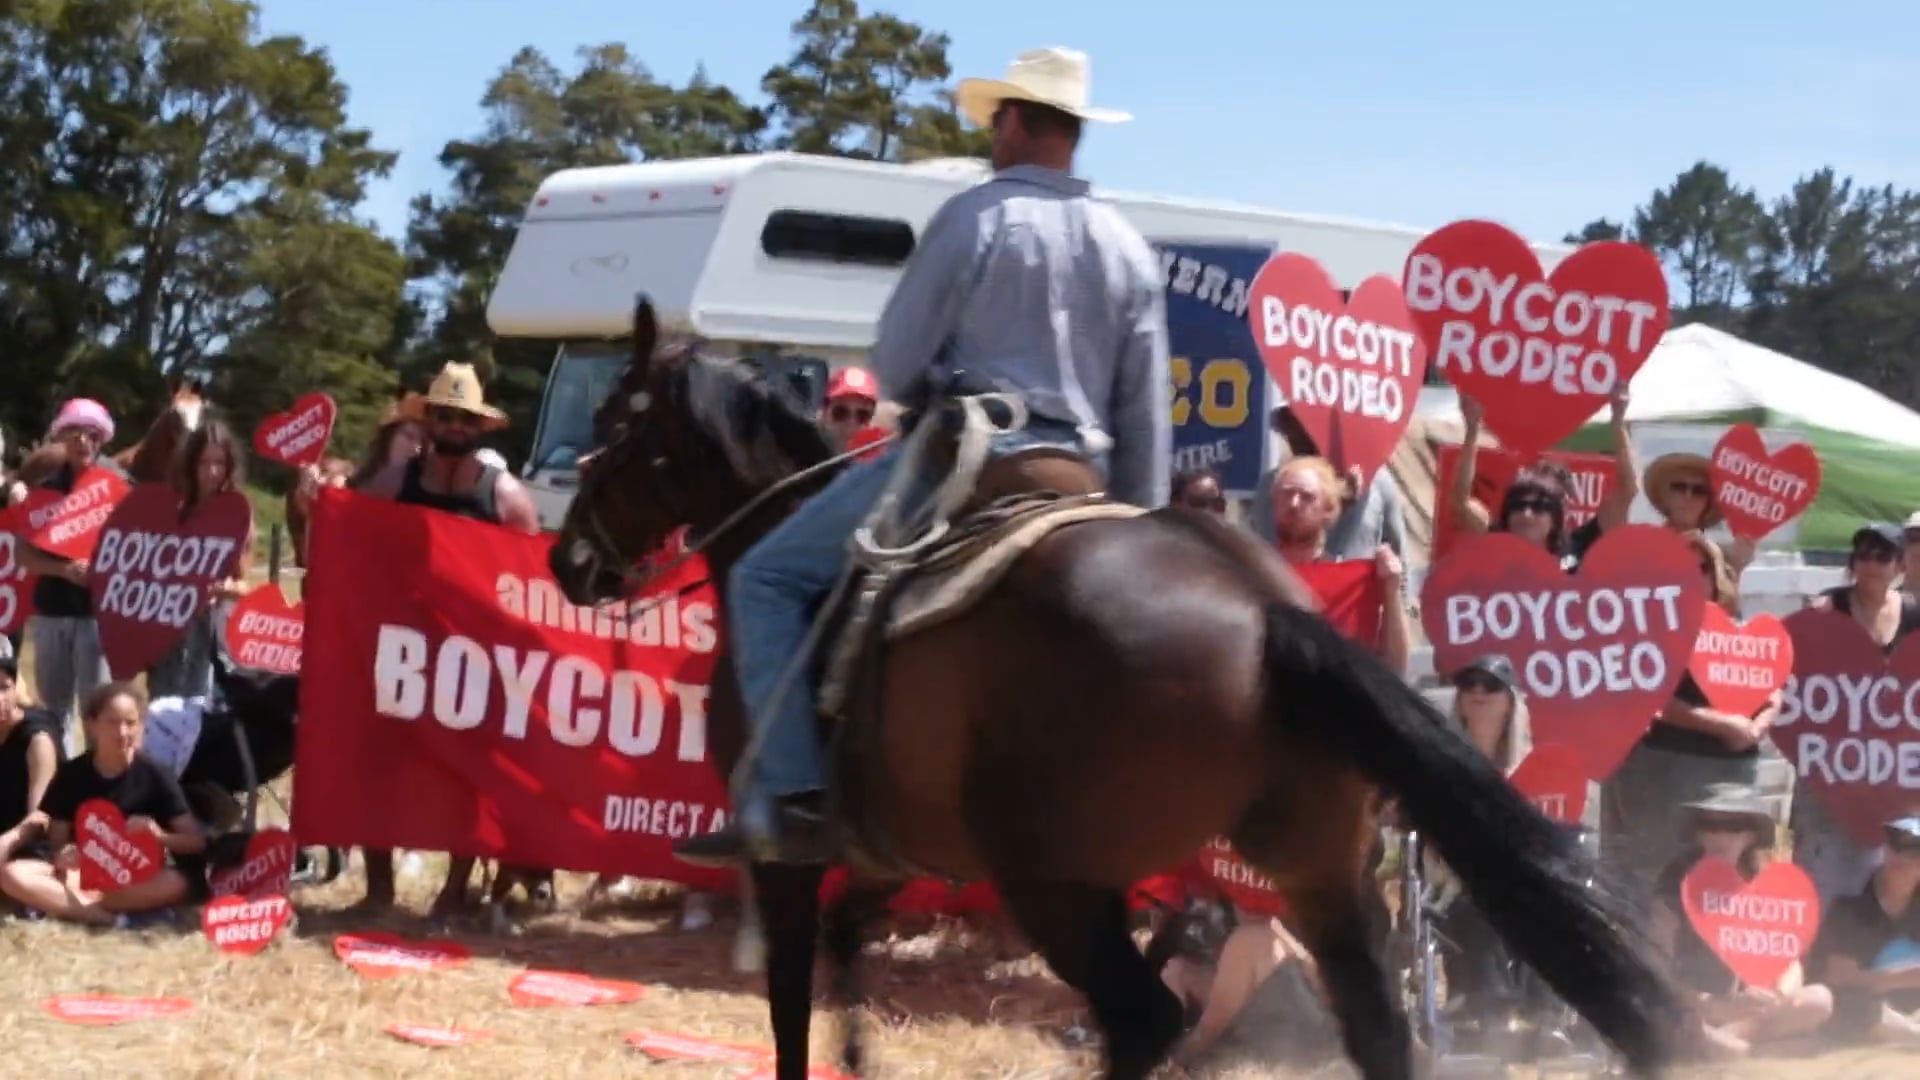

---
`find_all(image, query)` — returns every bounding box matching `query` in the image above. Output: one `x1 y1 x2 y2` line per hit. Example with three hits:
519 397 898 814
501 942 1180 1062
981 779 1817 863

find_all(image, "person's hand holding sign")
1374 545 1403 591
61 558 89 585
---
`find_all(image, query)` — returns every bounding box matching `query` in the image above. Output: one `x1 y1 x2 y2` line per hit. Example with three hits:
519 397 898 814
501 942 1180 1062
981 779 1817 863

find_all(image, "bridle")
566 374 897 617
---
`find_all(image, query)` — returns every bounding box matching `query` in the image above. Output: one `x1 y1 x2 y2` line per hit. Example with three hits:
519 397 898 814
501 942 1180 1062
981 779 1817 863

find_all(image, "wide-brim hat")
954 47 1131 130
399 362 509 431
1679 783 1776 848
1643 452 1721 529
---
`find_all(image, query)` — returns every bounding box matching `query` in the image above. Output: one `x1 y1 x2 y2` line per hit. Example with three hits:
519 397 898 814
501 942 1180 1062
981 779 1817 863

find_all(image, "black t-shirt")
1809 883 1920 1038
0 707 65 834
1653 853 1742 996
1562 517 1601 573
1821 586 1920 655
43 752 193 835
1639 671 1762 759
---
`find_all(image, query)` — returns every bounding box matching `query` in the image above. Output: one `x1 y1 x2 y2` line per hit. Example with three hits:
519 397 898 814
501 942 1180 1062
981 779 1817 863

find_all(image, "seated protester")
0 682 207 926
1649 785 1833 1059
0 655 64 860
1810 813 1920 1046
1150 902 1341 1070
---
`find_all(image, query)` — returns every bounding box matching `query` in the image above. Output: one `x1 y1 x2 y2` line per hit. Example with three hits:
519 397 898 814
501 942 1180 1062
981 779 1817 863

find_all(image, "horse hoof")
733 927 767 974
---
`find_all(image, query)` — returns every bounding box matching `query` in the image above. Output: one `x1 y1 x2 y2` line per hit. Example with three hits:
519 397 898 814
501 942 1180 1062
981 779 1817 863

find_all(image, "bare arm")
16 542 76 578
159 812 208 856
493 472 543 536
24 732 56 820
1107 281 1172 509
1594 389 1639 532
866 199 975 402
1449 399 1491 534
1376 546 1410 675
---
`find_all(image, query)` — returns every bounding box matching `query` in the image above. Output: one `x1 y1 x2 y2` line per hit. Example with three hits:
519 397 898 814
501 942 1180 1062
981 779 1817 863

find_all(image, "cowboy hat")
1678 784 1776 848
954 47 1131 130
1643 452 1721 529
399 362 509 431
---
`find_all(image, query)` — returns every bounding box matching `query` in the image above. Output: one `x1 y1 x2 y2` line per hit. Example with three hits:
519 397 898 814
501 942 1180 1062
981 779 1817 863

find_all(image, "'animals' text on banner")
292 488 733 890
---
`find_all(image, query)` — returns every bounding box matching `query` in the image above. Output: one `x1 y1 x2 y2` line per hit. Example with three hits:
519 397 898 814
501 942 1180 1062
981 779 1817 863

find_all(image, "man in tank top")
296 362 540 917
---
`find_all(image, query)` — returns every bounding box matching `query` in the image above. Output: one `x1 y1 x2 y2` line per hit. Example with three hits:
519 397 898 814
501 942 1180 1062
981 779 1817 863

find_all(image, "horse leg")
752 861 827 1080
821 880 902 1075
996 879 1185 1080
735 870 767 974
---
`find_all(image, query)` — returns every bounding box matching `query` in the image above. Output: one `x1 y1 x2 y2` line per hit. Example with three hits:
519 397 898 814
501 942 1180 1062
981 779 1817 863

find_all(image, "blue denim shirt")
866 165 1172 509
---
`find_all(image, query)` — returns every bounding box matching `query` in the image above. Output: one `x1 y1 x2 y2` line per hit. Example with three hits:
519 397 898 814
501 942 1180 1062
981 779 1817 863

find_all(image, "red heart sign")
201 894 292 955
1775 609 1920 846
76 799 164 892
1404 222 1671 456
333 933 472 979
1689 605 1794 718
1421 524 1708 781
386 1023 495 1048
225 586 304 675
1248 254 1428 480
625 1031 774 1065
1708 424 1821 541
507 969 648 1008
90 484 251 678
207 828 298 900
0 507 37 636
253 392 337 468
1507 743 1590 825
1198 836 1289 917
742 1066 853 1080
21 466 131 560
1681 858 1821 988
43 994 194 1025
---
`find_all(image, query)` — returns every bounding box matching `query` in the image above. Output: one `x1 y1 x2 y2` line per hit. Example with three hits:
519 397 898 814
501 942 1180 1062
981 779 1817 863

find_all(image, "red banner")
1432 443 1616 561
293 489 733 890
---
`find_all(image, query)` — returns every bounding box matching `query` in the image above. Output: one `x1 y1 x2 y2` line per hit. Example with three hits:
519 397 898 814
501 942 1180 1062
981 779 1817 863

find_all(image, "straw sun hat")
954 47 1131 130
1643 452 1721 529
399 362 509 432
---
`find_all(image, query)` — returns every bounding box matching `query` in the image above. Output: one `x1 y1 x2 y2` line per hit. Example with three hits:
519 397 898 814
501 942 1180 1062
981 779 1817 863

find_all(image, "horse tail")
1258 602 1678 1076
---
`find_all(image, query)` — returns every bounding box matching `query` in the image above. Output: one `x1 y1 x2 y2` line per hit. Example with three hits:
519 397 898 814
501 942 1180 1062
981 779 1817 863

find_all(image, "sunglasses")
428 407 481 426
1181 495 1226 512
828 403 874 424
1668 480 1711 498
1455 674 1505 694
60 427 105 442
1694 814 1758 834
1507 496 1557 516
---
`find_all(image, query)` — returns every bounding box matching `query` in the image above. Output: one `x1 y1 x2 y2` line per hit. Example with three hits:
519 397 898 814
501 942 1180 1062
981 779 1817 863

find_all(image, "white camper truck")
486 151 1569 529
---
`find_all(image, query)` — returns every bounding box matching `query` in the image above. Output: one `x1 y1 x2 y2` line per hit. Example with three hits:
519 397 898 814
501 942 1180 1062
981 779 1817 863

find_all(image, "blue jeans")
726 419 1097 806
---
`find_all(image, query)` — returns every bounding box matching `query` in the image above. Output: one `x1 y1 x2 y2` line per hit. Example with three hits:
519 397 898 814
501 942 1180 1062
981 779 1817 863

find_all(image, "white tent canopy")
1417 324 1920 447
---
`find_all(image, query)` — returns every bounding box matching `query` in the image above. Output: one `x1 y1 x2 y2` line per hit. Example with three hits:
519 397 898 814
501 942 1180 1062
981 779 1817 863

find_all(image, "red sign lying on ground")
1708 424 1821 541
201 894 292 955
386 1023 495 1048
1404 221 1670 457
1247 252 1428 481
333 933 471 979
43 994 194 1026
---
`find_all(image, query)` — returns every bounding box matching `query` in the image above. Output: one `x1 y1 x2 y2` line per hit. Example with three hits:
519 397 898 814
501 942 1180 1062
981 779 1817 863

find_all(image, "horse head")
548 295 832 606
117 376 211 484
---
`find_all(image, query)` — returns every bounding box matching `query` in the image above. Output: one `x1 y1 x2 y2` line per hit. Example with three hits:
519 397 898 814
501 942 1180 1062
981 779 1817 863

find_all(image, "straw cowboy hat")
954 47 1131 130
1643 452 1721 529
399 362 509 431
1678 784 1777 849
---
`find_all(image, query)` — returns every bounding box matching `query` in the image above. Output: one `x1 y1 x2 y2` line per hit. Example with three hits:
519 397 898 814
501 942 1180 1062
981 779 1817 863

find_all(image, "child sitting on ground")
0 681 207 926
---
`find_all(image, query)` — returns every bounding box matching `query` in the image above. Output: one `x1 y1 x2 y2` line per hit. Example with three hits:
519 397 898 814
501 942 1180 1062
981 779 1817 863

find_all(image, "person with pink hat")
13 398 123 739
818 367 879 452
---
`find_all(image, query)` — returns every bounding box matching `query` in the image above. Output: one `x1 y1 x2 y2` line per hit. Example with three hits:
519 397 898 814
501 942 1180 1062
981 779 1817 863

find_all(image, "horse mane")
677 351 834 487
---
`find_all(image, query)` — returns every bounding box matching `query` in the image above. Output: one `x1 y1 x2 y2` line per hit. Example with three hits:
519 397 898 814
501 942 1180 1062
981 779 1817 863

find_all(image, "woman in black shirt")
0 655 62 859
0 681 205 925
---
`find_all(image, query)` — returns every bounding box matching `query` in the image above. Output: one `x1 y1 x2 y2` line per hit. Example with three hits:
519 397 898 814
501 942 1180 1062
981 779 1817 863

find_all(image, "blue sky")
256 0 1917 244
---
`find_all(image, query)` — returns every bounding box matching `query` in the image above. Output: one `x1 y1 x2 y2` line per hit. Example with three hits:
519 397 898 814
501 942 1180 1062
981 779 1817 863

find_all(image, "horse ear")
632 294 657 379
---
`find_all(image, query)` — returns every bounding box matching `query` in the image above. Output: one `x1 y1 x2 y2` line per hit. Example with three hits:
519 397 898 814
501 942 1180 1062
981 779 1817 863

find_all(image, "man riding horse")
672 47 1169 867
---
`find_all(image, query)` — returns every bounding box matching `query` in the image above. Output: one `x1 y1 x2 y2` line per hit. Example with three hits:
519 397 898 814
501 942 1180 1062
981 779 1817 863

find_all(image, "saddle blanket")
143 696 208 780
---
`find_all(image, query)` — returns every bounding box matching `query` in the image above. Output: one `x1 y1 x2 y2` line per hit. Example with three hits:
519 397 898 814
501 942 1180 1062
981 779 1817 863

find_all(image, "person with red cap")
819 368 879 453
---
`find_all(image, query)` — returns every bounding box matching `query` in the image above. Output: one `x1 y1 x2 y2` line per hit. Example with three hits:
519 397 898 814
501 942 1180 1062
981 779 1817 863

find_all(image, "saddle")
809 379 1147 875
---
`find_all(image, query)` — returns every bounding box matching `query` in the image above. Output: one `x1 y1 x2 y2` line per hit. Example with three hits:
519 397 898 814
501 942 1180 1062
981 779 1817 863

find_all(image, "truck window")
528 344 625 474
761 210 915 267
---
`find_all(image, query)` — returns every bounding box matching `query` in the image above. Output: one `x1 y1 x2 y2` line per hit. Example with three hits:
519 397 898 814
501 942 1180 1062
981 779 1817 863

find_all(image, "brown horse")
546 299 1679 1080
17 376 208 487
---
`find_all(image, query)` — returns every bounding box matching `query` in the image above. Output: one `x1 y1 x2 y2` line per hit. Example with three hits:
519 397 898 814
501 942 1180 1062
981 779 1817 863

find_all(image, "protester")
297 361 540 919
1637 451 1757 577
0 656 62 860
347 405 425 488
1448 390 1635 572
1171 467 1226 517
819 368 879 453
1269 455 1410 674
1606 532 1781 903
1648 786 1834 1059
1811 813 1920 1045
0 681 205 926
1152 904 1340 1070
1250 405 1405 559
1795 522 1920 904
11 399 123 739
147 419 253 701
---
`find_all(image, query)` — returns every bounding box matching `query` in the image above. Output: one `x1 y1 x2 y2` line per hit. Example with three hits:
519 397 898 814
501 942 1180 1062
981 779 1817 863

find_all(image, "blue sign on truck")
1154 240 1276 497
